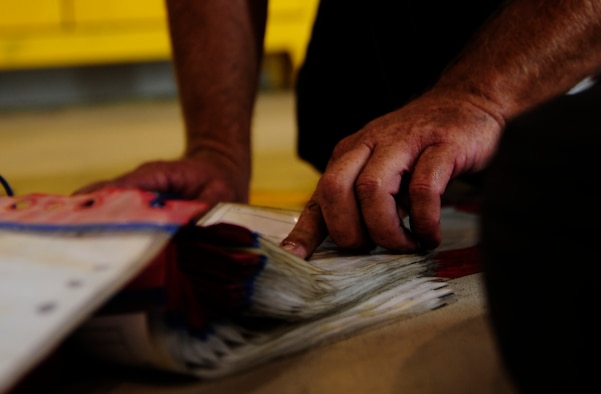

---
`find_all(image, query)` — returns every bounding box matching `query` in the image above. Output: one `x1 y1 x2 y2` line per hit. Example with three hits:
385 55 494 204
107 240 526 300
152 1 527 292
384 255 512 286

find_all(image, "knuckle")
354 175 383 201
317 173 347 197
408 181 437 200
330 142 348 159
303 198 322 213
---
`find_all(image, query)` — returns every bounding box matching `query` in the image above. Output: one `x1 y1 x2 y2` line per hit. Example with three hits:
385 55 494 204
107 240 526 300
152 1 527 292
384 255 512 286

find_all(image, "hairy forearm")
432 0 601 125
165 0 268 162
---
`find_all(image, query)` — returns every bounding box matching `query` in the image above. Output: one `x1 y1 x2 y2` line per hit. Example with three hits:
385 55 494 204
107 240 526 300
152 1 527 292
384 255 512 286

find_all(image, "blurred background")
0 0 321 209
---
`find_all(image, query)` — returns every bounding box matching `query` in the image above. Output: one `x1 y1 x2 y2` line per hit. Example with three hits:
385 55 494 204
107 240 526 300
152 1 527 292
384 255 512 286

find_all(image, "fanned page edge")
196 202 300 245
73 203 479 380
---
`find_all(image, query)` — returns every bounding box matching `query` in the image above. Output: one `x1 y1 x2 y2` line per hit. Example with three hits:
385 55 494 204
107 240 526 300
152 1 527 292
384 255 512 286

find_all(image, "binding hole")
10 200 31 210
149 195 166 208
79 199 95 208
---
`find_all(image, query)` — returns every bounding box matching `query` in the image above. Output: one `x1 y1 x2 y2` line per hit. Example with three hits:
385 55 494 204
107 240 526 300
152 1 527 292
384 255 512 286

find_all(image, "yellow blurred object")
0 0 318 72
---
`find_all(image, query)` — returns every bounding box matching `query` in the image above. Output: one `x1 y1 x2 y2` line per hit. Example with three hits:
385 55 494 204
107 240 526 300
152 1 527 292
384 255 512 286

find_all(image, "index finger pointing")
279 197 328 259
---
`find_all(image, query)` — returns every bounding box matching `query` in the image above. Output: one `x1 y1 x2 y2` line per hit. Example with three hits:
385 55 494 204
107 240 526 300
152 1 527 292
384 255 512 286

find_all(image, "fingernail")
280 240 298 251
279 240 307 259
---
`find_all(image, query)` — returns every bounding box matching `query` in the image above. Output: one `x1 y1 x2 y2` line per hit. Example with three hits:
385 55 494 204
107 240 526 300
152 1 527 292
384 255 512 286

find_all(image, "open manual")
0 188 479 392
